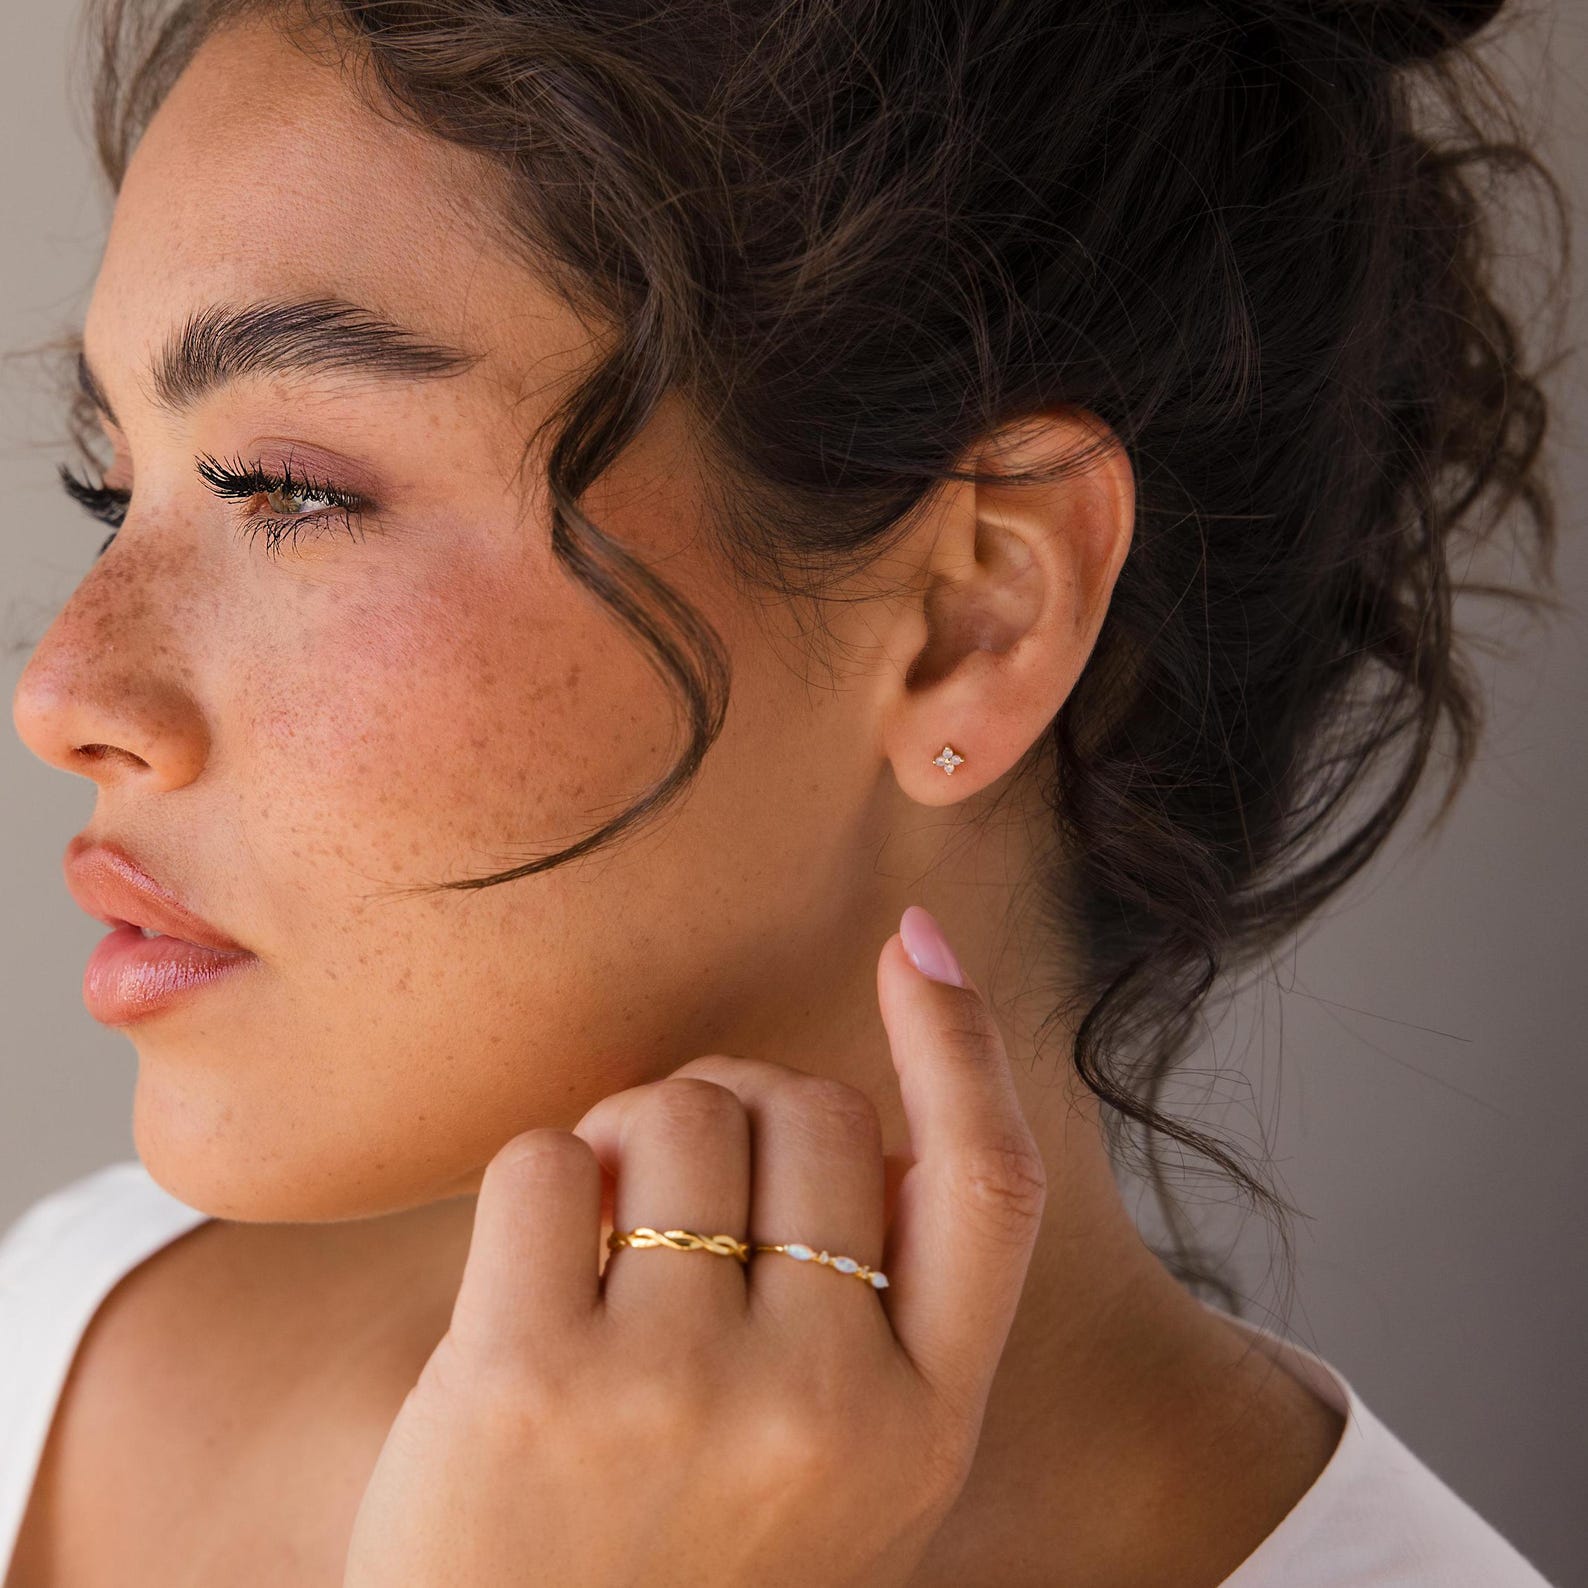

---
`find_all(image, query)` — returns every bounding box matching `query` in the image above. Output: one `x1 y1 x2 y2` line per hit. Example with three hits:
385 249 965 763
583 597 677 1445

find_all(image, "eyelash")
58 454 369 561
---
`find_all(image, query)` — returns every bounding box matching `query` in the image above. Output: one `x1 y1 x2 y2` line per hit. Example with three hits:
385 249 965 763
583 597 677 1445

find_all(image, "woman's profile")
0 0 1569 1583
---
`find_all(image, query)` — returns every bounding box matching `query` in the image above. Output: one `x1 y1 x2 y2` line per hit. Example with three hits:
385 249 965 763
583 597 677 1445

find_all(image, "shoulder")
1 1164 467 1584
1206 1306 1556 1588
0 1161 215 1582
1 1157 475 1451
0 1158 220 1434
0 1158 214 1460
0 1160 207 1286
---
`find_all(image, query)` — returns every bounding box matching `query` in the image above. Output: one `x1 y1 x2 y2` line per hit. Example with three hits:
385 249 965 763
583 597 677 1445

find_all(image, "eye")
56 454 371 563
195 452 369 560
59 463 131 559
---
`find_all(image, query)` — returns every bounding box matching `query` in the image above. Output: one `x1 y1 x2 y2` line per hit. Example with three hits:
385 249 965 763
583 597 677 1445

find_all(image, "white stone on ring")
771 1241 886 1288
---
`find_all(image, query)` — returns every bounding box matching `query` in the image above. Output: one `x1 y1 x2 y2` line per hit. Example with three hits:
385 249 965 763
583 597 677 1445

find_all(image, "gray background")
2 4 1583 1582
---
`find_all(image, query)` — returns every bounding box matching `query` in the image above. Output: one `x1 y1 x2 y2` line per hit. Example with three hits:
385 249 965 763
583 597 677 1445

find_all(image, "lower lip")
83 924 258 1025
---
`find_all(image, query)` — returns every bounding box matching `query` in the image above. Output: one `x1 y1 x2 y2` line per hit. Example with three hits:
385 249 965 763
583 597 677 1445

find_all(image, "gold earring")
933 744 965 775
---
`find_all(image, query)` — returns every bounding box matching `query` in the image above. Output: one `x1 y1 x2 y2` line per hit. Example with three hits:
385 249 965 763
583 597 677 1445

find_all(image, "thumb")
874 905 1047 1401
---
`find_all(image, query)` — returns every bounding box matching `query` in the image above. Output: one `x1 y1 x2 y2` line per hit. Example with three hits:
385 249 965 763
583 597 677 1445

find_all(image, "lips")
63 836 252 955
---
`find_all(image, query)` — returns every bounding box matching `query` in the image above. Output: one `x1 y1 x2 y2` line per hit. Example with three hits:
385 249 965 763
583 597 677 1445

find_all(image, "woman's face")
11 18 955 1221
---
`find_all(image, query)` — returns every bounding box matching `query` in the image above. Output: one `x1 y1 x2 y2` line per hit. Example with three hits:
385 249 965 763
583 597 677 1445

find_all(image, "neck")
424 787 1331 1582
837 893 1337 1587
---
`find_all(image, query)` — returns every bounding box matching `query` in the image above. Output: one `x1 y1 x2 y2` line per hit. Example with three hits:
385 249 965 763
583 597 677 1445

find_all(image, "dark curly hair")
70 0 1569 1313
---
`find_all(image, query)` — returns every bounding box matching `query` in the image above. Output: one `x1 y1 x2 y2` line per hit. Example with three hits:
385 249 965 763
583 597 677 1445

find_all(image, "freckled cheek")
238 578 661 859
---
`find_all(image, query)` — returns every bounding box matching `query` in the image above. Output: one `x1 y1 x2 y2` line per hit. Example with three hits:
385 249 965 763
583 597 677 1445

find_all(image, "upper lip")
63 837 252 955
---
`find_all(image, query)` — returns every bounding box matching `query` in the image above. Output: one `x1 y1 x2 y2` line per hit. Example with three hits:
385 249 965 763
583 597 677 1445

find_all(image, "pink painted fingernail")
900 905 965 988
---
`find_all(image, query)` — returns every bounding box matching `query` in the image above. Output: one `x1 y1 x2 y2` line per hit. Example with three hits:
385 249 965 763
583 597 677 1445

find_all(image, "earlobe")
879 408 1134 806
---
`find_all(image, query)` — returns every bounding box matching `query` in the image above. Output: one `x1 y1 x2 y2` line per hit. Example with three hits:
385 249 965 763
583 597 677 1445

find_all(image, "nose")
11 567 210 795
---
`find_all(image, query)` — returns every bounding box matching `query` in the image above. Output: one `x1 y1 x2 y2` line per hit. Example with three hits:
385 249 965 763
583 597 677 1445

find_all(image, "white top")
0 1159 1558 1586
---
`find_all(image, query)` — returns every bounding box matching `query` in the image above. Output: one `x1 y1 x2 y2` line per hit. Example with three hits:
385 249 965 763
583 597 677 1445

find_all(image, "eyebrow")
77 297 480 426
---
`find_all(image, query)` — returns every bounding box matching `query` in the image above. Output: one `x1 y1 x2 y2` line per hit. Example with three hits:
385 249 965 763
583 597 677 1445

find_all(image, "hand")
341 906 1047 1588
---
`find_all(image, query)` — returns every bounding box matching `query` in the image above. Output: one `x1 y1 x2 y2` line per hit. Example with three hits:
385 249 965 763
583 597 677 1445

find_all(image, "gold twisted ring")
606 1227 888 1291
607 1227 751 1261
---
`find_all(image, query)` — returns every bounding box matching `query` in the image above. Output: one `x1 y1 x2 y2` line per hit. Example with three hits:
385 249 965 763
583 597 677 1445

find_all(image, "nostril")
74 744 141 767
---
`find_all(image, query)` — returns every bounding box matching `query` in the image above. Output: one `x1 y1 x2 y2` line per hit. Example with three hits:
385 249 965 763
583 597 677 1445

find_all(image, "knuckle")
787 1077 883 1149
744 1398 843 1484
667 1051 753 1083
491 1128 593 1184
492 1362 699 1462
643 1077 746 1139
596 1363 713 1450
952 1133 1048 1238
610 1369 684 1435
942 1014 1009 1071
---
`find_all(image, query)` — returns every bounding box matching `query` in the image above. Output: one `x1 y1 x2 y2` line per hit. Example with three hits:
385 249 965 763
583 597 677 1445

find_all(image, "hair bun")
1315 0 1509 65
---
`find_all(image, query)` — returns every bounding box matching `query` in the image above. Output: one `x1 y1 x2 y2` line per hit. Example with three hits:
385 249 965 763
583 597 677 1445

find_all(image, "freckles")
67 543 209 670
240 553 670 881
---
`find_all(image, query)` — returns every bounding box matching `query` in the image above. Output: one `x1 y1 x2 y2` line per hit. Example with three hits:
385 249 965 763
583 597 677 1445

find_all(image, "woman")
0 0 1564 1583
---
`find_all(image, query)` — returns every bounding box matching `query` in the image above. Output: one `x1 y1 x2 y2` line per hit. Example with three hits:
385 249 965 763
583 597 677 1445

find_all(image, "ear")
877 407 1134 805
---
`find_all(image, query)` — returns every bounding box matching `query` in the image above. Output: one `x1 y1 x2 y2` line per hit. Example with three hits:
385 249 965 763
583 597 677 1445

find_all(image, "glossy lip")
63 835 253 955
82 925 259 1027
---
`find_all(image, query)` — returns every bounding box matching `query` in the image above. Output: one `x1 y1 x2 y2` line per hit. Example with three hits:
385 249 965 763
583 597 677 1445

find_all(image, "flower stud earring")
933 744 965 775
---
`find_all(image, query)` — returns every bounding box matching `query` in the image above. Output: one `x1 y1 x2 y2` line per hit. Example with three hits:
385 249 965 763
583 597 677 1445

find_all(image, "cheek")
147 555 715 1219
241 557 670 878
137 545 879 1220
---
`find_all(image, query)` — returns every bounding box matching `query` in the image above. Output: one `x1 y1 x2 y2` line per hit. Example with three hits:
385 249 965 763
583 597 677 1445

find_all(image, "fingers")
875 908 1046 1406
571 1078 752 1321
448 1127 604 1363
450 903 1042 1420
668 1055 889 1320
